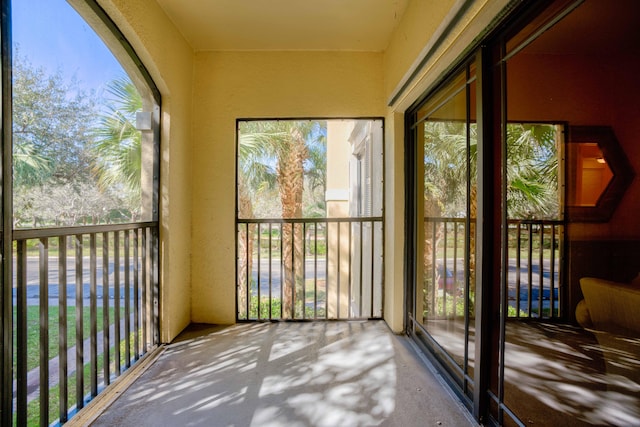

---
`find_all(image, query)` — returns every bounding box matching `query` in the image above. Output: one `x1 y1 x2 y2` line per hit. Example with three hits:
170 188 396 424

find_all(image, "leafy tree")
13 54 96 187
12 54 141 227
13 182 127 228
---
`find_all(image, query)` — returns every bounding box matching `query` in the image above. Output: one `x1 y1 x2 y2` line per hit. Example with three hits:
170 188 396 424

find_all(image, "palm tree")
238 120 326 318
91 77 143 219
236 134 277 317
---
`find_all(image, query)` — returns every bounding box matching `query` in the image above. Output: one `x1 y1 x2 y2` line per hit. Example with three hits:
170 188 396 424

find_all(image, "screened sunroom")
1 1 638 426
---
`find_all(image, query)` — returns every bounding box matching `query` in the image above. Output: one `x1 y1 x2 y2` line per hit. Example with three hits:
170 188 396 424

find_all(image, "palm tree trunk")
237 182 253 318
279 130 307 318
282 222 304 318
468 185 477 298
423 196 443 319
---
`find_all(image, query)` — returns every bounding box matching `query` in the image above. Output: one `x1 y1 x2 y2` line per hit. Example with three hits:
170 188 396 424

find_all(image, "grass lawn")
14 305 116 372
21 335 138 427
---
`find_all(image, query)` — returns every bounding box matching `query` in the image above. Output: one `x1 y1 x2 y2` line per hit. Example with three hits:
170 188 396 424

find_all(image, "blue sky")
13 0 125 95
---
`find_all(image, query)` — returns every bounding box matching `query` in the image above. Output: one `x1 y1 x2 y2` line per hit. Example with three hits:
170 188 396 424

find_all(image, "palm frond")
13 141 53 186
90 77 142 194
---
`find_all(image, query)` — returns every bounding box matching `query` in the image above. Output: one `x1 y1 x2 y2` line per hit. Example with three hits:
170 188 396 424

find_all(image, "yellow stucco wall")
190 51 385 324
379 113 405 333
383 0 457 101
98 0 195 342
326 121 352 199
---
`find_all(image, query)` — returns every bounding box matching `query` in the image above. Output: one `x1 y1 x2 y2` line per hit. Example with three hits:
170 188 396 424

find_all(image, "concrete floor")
89 320 477 427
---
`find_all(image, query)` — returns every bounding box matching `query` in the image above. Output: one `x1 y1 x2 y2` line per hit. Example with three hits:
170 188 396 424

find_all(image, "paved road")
250 258 327 287
12 256 140 303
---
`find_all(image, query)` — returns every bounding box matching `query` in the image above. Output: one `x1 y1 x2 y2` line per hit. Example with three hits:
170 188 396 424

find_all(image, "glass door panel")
413 63 476 398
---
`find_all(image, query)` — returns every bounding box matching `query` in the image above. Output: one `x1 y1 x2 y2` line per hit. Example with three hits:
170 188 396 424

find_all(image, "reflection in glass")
566 126 634 222
500 0 640 424
567 143 613 207
417 65 476 397
506 123 562 219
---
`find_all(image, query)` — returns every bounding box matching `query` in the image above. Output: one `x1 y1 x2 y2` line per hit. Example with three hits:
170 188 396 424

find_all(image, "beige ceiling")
155 0 409 51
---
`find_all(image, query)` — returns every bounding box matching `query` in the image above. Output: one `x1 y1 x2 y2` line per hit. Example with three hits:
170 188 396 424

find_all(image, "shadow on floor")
504 322 640 426
91 320 476 427
423 318 640 426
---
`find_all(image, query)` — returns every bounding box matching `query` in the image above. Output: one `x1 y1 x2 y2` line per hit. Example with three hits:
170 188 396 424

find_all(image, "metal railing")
423 217 563 320
507 219 563 319
11 222 159 425
236 217 383 321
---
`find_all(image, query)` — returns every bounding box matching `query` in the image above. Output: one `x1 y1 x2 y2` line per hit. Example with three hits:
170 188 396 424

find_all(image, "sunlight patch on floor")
257 324 396 426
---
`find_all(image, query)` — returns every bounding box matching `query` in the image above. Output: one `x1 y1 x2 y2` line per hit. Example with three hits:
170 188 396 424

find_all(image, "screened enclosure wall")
236 119 384 321
2 1 161 425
